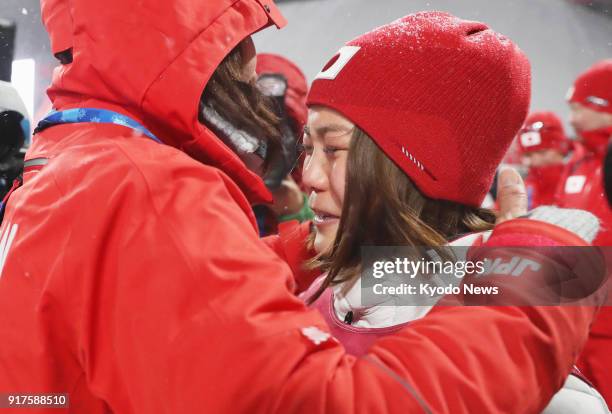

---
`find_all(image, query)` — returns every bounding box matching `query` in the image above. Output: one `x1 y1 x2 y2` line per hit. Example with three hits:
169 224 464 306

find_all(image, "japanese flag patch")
314 46 361 81
520 131 542 147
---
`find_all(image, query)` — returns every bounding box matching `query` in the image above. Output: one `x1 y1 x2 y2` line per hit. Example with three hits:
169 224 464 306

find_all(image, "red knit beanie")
256 53 308 135
306 11 531 207
518 111 569 155
568 59 612 114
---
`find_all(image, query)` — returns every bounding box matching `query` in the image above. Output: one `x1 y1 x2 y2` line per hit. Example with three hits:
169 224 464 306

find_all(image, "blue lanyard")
0 109 162 223
35 108 162 144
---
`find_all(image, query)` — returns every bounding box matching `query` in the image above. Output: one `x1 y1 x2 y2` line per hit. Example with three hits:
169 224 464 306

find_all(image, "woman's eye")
297 143 314 155
323 146 342 155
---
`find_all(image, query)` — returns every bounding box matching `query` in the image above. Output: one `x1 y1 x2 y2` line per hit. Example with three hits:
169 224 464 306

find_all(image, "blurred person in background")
254 53 313 236
517 111 570 209
560 59 612 405
605 141 612 207
561 60 612 244
0 80 29 200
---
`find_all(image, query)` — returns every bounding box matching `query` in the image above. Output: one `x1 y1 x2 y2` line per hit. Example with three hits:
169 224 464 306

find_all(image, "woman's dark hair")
308 127 496 303
199 41 281 171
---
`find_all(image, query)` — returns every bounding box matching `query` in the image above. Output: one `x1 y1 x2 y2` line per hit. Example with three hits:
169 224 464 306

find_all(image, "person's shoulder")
45 134 235 205
110 135 224 180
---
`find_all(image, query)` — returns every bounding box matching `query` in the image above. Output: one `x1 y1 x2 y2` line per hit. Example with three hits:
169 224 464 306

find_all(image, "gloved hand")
461 206 606 306
526 205 599 244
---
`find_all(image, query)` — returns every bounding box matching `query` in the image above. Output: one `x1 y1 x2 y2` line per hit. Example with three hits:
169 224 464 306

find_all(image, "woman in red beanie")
300 11 608 413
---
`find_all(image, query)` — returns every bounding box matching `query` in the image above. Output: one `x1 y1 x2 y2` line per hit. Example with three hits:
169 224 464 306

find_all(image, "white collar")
331 231 492 328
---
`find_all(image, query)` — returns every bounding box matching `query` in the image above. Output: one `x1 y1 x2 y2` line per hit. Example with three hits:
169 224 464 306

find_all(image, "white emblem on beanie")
401 146 425 172
586 96 609 108
520 131 542 147
314 46 361 81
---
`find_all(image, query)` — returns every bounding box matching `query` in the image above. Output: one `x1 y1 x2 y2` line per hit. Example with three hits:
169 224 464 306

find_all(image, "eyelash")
323 146 341 154
297 144 344 156
297 143 313 155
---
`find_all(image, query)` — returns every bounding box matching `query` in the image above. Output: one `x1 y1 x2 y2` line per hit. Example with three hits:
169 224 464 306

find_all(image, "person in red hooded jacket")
517 111 570 209
253 53 314 235
257 53 308 142
560 59 612 405
561 60 612 244
0 1 606 413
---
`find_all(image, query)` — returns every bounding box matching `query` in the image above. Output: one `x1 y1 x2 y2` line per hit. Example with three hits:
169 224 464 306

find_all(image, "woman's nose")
301 152 328 193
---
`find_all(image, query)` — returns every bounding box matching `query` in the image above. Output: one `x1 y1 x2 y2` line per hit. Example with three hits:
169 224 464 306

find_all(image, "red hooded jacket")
256 53 308 136
0 1 603 413
557 129 612 246
557 128 612 404
524 164 564 208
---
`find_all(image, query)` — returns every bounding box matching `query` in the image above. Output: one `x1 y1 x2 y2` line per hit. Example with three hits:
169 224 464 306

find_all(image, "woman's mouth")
312 209 340 226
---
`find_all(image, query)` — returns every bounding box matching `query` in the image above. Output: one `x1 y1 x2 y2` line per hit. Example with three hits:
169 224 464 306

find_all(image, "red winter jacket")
256 53 308 137
0 0 603 413
557 134 612 246
525 164 564 209
556 131 612 404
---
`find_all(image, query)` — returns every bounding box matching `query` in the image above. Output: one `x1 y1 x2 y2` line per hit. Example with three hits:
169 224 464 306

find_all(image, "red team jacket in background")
525 164 565 209
556 132 612 404
558 135 612 246
0 0 605 412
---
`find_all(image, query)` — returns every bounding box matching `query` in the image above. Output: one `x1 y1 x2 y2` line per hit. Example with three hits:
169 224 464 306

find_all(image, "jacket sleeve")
70 150 601 414
263 220 320 294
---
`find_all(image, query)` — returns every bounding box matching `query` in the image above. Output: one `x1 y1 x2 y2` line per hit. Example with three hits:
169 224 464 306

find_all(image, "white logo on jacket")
481 257 541 276
565 175 586 194
0 222 18 279
301 326 331 345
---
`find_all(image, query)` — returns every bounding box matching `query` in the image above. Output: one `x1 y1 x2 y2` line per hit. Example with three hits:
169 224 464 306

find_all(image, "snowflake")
111 115 130 126
301 326 331 346
60 111 73 122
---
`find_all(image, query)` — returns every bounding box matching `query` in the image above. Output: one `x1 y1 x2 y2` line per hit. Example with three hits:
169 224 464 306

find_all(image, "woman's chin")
313 226 339 255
